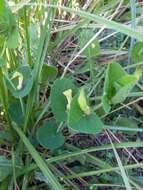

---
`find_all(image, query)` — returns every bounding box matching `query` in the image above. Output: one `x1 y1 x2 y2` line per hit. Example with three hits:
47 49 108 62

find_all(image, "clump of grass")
0 0 143 189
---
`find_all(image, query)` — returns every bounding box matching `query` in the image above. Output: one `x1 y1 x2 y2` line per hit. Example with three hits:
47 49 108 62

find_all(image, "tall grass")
0 0 143 189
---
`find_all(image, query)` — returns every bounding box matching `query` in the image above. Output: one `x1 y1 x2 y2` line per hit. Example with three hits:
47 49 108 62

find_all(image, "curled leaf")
63 89 73 110
11 71 23 90
6 65 33 98
78 88 90 115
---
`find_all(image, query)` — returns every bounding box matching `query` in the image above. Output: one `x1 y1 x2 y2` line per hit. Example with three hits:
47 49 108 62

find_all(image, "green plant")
0 0 143 189
102 62 141 113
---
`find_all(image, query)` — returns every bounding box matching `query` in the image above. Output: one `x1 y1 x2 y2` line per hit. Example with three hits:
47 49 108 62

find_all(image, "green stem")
24 6 32 66
64 162 143 179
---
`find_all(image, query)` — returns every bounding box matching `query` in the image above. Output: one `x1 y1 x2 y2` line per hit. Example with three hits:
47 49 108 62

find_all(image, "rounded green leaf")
6 65 33 98
36 122 65 150
132 42 143 63
68 96 104 134
50 78 77 122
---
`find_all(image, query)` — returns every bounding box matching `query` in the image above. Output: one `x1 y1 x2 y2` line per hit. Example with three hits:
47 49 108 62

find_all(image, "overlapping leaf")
102 62 141 113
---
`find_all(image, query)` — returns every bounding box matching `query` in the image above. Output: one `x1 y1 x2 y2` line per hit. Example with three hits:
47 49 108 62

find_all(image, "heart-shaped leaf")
36 122 65 150
102 63 141 112
6 65 33 98
68 95 104 134
50 78 77 122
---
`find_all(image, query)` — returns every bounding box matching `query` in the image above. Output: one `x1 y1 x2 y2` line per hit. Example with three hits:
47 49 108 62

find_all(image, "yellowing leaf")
6 65 33 98
134 66 142 80
50 78 77 122
78 88 90 115
63 89 73 110
11 71 23 90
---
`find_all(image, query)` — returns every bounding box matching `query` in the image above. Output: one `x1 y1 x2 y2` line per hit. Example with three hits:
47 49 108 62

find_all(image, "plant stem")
24 6 32 66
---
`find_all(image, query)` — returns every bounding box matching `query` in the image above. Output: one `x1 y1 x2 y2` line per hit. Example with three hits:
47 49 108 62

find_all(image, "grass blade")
107 132 132 190
13 4 143 42
64 162 143 180
19 140 143 176
129 0 136 63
